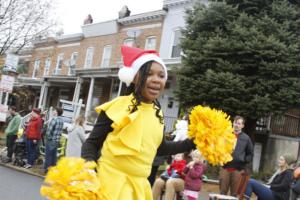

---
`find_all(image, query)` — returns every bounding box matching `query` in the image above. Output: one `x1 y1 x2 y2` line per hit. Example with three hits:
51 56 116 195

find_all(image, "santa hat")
118 45 168 86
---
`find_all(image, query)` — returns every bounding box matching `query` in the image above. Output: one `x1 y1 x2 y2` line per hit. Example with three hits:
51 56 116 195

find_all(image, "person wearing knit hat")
24 108 43 168
244 154 294 200
81 45 195 200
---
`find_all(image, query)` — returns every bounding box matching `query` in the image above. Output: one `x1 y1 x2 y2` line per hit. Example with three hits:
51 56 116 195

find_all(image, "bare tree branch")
0 0 57 55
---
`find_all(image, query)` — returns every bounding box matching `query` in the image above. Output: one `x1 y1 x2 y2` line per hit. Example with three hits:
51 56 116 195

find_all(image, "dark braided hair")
125 61 164 124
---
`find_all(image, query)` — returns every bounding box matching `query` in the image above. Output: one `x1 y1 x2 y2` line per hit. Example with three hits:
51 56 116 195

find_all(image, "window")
69 52 78 75
84 47 94 68
171 29 182 58
101 45 112 68
145 36 156 50
54 54 63 75
32 59 40 78
44 57 51 76
123 38 134 47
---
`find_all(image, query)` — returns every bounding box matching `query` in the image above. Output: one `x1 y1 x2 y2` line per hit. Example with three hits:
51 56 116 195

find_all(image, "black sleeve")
245 136 254 164
270 171 293 192
156 136 195 156
81 111 113 162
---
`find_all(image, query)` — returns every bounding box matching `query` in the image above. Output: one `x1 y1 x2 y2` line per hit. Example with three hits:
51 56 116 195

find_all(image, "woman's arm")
81 112 113 162
156 136 195 156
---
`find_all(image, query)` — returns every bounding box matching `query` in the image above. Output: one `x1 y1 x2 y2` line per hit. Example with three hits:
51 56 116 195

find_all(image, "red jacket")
168 160 186 177
26 116 43 140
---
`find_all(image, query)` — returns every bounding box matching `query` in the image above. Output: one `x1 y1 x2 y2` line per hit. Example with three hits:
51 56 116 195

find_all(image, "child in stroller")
13 132 27 167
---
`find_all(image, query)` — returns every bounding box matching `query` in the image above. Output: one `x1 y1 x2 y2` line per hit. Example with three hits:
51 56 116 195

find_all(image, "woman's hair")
282 154 295 167
125 61 164 124
75 116 85 126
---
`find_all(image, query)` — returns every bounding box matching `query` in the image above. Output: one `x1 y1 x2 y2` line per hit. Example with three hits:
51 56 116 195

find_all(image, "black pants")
148 165 159 186
6 135 17 158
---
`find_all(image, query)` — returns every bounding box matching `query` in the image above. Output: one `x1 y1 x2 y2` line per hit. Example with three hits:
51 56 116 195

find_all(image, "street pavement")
0 165 46 200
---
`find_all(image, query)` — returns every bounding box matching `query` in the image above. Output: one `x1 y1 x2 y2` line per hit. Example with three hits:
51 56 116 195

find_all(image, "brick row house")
14 7 170 125
12 0 199 132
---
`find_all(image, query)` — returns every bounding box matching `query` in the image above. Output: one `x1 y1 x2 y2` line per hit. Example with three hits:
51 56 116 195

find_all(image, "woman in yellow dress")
81 45 195 200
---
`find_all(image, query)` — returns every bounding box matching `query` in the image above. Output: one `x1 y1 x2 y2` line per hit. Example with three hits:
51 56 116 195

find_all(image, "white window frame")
68 52 78 75
145 36 156 50
123 38 134 47
54 53 63 75
32 59 40 78
44 57 51 76
84 47 94 69
101 45 112 68
170 28 182 58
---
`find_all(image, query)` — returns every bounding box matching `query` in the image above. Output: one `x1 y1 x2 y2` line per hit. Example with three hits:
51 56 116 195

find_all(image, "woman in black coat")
244 155 294 200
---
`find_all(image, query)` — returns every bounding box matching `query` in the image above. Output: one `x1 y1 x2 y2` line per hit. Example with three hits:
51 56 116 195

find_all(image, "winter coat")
66 125 86 157
183 162 206 191
26 116 43 140
270 169 293 200
223 132 253 170
5 113 21 136
167 160 186 177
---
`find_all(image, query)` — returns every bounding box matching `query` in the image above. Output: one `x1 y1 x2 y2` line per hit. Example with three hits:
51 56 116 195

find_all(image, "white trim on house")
121 23 162 31
118 10 166 25
57 43 81 48
35 46 54 51
163 0 194 8
55 33 83 43
18 55 32 58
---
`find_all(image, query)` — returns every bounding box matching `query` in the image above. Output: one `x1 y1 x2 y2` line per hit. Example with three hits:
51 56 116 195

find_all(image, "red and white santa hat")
118 45 168 86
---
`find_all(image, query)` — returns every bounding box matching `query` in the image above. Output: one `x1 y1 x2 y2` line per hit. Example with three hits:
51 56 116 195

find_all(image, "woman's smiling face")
140 62 166 103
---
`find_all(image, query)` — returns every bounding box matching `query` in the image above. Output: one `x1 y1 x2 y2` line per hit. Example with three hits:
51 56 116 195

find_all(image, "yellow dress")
95 94 164 200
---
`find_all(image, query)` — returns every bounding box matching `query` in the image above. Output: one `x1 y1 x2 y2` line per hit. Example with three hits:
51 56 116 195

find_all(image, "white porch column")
0 91 3 104
42 85 49 110
38 83 46 109
4 92 9 105
72 77 82 103
85 77 94 120
117 81 123 97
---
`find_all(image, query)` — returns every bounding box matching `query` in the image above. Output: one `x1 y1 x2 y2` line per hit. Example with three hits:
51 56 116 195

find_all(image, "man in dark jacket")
219 115 254 196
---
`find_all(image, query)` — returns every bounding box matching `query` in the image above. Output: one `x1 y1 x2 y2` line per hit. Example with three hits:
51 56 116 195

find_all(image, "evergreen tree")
177 0 300 133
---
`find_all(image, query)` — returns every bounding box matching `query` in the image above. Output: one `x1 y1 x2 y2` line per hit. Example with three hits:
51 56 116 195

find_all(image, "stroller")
13 135 27 167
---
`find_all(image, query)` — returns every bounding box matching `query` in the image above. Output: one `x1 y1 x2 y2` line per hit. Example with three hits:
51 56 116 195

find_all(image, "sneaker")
23 164 32 169
2 157 12 163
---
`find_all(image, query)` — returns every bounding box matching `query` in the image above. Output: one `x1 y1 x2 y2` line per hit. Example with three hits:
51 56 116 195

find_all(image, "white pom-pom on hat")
118 45 168 86
118 67 135 86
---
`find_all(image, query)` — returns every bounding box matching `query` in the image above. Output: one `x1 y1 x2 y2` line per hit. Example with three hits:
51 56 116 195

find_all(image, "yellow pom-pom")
188 105 236 166
40 157 111 200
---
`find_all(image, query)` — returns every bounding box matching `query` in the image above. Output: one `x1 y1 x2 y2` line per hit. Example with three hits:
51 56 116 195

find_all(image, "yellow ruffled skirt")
98 162 153 200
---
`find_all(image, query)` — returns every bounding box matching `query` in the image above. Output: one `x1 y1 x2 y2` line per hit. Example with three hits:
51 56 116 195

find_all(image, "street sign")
0 104 8 122
0 75 15 93
4 54 19 73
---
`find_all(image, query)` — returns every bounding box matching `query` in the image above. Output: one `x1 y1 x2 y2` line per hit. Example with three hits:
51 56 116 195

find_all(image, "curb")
0 162 45 179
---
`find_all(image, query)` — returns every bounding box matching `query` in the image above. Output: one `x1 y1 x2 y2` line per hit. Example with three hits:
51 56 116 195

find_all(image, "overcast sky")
55 0 163 34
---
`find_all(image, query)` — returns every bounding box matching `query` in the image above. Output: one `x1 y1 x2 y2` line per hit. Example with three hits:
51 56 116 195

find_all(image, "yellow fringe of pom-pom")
188 105 236 166
40 157 111 200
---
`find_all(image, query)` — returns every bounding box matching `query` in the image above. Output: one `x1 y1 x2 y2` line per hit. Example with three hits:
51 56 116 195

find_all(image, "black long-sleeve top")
81 111 195 162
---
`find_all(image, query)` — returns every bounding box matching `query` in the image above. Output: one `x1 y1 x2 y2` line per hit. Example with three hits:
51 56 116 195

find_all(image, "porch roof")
43 76 77 83
15 77 43 87
75 67 119 78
